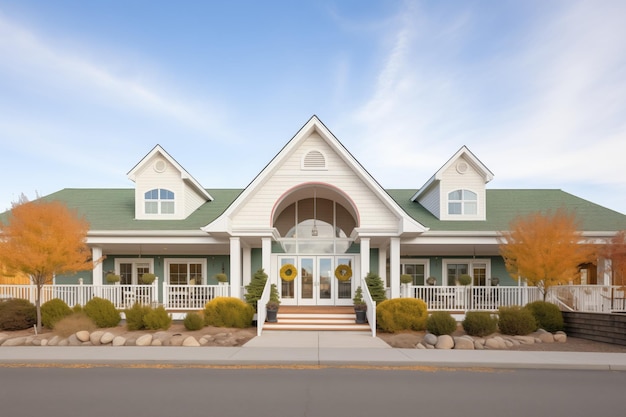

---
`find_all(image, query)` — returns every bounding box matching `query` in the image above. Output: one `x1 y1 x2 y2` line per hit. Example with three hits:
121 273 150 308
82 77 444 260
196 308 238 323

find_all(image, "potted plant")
140 273 156 285
353 286 367 324
266 284 280 323
458 274 472 286
400 274 413 285
215 273 228 284
426 276 437 286
490 277 500 286
105 273 120 285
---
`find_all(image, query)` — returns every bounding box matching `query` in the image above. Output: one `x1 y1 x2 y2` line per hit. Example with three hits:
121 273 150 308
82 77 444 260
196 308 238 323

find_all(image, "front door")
279 256 355 306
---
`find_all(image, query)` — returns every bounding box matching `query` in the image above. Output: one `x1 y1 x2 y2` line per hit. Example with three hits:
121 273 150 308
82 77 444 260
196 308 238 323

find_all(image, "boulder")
58 339 69 346
554 332 567 343
183 336 200 347
537 332 554 343
453 337 474 350
112 336 126 346
40 339 48 346
68 334 82 346
48 335 62 346
435 335 454 349
513 335 535 344
168 334 185 346
90 331 104 345
100 332 115 345
416 343 427 349
423 333 438 346
76 331 90 343
151 339 162 346
135 334 153 346
474 340 485 350
485 338 505 349
2 336 27 346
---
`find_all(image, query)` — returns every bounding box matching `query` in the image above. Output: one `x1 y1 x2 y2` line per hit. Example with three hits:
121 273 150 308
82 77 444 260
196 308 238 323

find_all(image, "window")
166 260 205 285
443 259 491 286
114 259 154 285
448 189 477 215
400 260 428 285
145 188 175 214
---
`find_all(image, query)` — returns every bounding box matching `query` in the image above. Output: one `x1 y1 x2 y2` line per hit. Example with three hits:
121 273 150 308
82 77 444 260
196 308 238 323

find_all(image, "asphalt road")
1 366 624 417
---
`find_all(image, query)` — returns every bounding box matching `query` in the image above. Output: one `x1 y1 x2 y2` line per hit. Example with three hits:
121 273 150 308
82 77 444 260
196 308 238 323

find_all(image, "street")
1 365 624 417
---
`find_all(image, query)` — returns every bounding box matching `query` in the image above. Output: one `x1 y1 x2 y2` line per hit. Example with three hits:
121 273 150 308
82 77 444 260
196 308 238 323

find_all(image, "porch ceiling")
92 243 231 256
400 243 501 257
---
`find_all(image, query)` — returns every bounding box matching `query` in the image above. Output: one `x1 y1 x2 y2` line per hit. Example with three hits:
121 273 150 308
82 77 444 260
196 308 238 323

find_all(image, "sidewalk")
1 331 625 371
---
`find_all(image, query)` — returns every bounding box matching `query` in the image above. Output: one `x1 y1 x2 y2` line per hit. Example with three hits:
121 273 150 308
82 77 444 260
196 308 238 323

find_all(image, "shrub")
183 312 205 331
143 306 172 330
426 311 457 336
0 298 37 331
462 311 498 337
72 304 84 313
244 268 268 312
400 274 413 284
525 301 564 333
365 272 387 304
53 312 97 337
41 298 73 329
204 297 254 328
84 297 121 328
376 298 428 333
124 303 152 330
497 306 537 335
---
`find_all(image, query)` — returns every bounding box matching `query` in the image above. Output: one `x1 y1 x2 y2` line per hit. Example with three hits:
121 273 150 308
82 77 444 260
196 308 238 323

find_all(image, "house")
3 116 626 313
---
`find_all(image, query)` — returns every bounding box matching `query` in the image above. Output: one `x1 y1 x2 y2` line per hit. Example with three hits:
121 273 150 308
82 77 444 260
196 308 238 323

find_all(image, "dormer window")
448 189 477 215
145 188 175 214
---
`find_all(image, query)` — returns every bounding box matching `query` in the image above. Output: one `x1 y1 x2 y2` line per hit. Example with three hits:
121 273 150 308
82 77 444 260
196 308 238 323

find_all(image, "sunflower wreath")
334 264 352 282
280 263 298 282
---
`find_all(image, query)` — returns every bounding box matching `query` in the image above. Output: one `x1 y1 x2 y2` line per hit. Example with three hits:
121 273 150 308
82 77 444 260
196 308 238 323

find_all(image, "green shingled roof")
2 188 624 233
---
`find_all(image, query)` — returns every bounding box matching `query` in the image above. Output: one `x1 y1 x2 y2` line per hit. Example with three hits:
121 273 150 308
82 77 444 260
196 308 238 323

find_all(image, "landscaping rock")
454 337 474 350
537 332 554 343
112 336 126 346
68 334 82 346
2 336 27 346
554 332 567 343
48 335 62 346
423 333 438 346
76 331 90 342
58 339 69 346
435 335 454 349
90 331 104 345
168 334 185 346
416 343 426 349
135 334 152 346
485 338 504 349
100 332 115 345
183 336 200 347
151 339 162 346
513 335 535 344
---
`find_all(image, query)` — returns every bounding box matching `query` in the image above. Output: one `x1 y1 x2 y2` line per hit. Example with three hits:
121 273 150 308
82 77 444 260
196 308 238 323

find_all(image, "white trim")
114 258 155 285
442 258 492 286
163 258 207 285
400 258 431 284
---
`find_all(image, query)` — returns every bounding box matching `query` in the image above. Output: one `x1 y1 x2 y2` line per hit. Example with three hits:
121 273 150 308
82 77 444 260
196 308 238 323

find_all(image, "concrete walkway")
1 331 625 371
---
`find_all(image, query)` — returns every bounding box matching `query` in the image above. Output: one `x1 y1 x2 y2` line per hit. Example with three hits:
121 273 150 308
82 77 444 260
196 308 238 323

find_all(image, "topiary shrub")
124 303 152 331
143 306 172 330
462 311 498 337
244 269 268 312
183 311 205 331
204 297 254 328
497 306 537 335
376 298 428 333
365 272 387 304
0 298 37 331
53 312 97 337
525 301 564 333
41 298 73 329
84 297 121 328
426 311 457 336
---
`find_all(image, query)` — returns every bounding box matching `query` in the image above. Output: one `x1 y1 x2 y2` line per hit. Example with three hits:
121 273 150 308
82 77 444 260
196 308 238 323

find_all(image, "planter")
355 309 367 324
266 308 278 323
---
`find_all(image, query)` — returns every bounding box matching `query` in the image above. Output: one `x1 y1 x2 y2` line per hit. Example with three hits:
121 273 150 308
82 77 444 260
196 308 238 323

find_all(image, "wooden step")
263 306 369 331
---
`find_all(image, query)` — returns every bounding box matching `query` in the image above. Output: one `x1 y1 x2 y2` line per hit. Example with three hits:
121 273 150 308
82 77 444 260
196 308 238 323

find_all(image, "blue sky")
1 0 625 215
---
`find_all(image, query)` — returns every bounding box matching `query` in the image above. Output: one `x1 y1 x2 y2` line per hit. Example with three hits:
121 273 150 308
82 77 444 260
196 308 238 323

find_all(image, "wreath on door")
280 264 298 282
334 264 352 282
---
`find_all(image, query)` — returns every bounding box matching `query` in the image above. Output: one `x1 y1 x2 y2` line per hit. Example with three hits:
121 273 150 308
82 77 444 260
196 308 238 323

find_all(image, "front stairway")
263 306 370 331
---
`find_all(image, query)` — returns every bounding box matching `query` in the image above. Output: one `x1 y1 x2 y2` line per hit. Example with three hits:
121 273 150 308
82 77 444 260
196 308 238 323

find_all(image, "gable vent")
302 150 327 170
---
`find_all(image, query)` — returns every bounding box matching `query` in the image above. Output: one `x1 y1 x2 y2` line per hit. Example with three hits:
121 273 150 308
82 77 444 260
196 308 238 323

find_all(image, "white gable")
203 116 427 237
412 146 493 221
127 145 212 220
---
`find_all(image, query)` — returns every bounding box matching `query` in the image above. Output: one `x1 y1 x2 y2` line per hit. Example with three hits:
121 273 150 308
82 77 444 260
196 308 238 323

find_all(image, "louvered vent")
302 150 326 170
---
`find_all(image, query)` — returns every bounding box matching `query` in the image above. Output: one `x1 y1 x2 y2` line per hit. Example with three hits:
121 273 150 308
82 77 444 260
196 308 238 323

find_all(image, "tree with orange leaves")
603 230 626 287
0 200 93 331
499 208 596 300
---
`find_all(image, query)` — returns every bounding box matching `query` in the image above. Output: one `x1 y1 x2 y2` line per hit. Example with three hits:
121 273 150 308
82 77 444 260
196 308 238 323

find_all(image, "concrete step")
264 306 368 331
263 323 370 331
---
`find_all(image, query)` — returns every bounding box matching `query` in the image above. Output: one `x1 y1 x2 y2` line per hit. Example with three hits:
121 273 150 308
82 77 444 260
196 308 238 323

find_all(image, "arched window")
145 188 175 214
448 189 477 215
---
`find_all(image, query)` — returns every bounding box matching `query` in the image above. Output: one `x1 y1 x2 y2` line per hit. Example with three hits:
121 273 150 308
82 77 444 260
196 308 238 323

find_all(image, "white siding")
439 156 486 221
231 132 400 231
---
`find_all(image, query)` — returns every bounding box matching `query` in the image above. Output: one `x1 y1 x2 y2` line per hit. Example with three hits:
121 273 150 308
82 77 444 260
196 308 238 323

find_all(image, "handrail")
256 278 272 336
361 278 376 337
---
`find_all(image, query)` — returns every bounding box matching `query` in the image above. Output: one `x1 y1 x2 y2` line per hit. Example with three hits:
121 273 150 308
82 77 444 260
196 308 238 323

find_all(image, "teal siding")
369 248 379 276
251 248 263 276
55 270 91 285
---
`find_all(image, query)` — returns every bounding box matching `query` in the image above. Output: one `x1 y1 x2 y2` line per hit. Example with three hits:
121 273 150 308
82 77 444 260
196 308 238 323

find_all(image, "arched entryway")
271 184 360 306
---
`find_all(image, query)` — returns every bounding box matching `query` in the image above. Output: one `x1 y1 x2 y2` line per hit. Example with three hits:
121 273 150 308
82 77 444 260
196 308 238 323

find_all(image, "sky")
1 0 625 215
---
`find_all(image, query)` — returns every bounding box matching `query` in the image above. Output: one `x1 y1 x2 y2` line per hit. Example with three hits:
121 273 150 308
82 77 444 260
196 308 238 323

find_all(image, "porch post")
92 247 103 285
360 237 370 281
242 244 252 286
389 237 401 299
262 238 272 280
230 237 242 299
378 244 388 287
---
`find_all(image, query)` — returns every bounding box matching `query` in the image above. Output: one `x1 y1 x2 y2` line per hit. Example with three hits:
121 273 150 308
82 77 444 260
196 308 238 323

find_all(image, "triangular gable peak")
411 146 494 221
127 145 212 220
203 116 427 238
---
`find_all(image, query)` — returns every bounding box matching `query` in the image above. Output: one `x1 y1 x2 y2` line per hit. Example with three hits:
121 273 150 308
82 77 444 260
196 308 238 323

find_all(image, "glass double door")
279 256 354 306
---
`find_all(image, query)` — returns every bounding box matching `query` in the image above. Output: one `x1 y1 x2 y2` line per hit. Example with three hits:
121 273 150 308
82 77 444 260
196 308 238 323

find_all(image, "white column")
92 247 103 286
230 237 242 299
360 238 370 282
262 238 272 281
378 244 388 286
242 245 252 286
389 237 401 299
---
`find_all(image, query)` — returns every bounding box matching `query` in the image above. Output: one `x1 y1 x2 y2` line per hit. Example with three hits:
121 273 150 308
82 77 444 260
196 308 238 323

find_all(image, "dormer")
411 146 493 221
127 145 212 220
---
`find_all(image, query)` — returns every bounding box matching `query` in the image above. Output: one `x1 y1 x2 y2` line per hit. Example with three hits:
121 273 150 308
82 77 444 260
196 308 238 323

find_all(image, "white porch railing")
0 281 159 309
406 285 543 311
256 278 272 336
162 283 230 310
361 278 376 337
549 285 626 313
